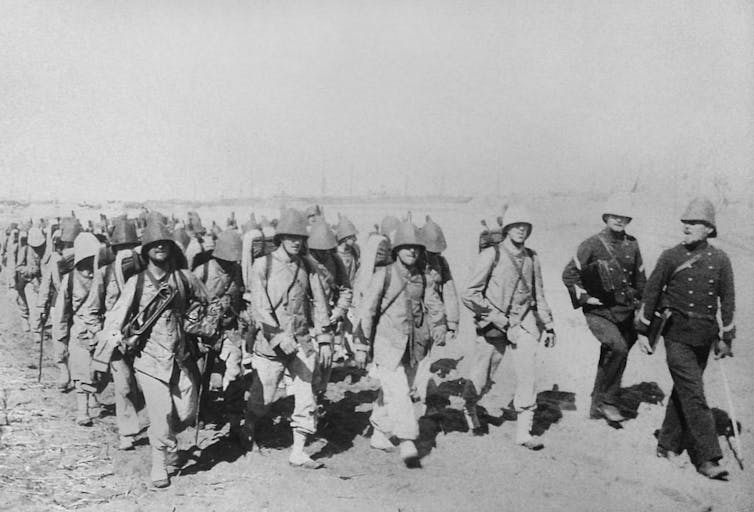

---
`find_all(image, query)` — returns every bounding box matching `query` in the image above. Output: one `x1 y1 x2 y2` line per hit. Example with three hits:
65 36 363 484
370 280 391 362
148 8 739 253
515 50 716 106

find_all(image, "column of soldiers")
0 194 736 488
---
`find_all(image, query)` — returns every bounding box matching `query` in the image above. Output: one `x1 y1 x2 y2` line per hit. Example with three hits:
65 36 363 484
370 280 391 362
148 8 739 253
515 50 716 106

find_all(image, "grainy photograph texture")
0 1 752 511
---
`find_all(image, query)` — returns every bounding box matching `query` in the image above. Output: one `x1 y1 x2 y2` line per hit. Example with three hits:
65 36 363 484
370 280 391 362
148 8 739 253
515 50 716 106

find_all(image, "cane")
37 316 45 382
718 358 744 469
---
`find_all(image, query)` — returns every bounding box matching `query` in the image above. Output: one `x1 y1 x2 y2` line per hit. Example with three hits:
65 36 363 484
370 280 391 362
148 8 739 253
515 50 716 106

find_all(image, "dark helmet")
391 220 425 256
59 217 83 244
420 215 447 253
141 215 186 268
308 220 337 251
214 230 243 261
110 218 139 246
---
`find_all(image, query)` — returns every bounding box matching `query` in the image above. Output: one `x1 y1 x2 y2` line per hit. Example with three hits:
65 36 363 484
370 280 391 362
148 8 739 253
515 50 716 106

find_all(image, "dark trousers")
658 340 721 466
585 313 637 411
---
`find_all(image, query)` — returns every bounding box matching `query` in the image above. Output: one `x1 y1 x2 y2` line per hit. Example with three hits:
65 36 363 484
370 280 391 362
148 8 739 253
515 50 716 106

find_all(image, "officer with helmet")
562 193 646 424
637 197 735 480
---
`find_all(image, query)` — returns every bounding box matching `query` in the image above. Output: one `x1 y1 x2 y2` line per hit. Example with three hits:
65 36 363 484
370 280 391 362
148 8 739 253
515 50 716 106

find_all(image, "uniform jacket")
639 241 735 346
15 244 41 285
358 260 447 369
307 251 353 323
463 238 554 335
194 258 244 331
103 268 207 382
562 228 646 323
52 269 106 353
337 244 360 284
34 250 63 322
424 252 460 331
185 235 214 271
249 247 330 358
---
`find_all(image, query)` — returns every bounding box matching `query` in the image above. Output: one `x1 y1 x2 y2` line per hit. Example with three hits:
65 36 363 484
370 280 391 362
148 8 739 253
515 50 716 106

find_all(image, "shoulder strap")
597 235 631 282
499 243 533 297
202 261 209 284
482 245 501 297
67 271 93 316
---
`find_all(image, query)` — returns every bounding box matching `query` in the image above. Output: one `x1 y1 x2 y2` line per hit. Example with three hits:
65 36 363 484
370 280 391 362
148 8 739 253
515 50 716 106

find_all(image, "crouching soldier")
102 216 208 488
462 206 556 450
357 219 447 467
243 209 332 469
52 233 106 426
637 197 735 480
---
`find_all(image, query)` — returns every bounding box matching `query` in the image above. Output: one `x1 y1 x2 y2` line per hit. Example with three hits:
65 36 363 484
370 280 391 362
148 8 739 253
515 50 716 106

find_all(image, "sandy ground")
0 195 752 512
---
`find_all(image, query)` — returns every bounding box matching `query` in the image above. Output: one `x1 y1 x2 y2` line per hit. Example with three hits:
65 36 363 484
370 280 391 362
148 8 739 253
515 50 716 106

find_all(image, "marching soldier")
15 227 46 332
243 208 332 469
102 215 208 488
335 213 360 284
357 219 447 466
52 232 106 426
637 197 735 480
193 229 246 440
31 228 63 335
562 193 646 423
462 205 556 449
306 219 353 391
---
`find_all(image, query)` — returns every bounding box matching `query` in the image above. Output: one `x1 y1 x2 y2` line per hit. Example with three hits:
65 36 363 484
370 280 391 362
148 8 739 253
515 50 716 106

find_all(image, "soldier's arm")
332 256 353 319
461 247 499 320
561 239 595 308
424 276 448 345
718 253 735 343
102 274 138 336
440 256 460 331
532 252 554 331
637 250 673 326
357 266 388 344
249 258 286 348
308 268 333 341
51 274 72 343
633 242 647 300
35 265 54 316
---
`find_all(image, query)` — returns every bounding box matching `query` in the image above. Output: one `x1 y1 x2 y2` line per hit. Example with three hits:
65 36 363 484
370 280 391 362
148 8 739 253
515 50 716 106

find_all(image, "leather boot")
399 440 420 468
516 409 543 450
369 428 395 451
151 447 170 488
75 392 92 426
697 461 729 480
464 404 481 432
165 449 181 476
87 394 101 419
288 430 324 469
56 363 71 391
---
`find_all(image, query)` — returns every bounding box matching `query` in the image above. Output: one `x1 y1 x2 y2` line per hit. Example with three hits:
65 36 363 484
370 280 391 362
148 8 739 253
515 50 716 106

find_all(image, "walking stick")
718 358 744 469
37 314 46 382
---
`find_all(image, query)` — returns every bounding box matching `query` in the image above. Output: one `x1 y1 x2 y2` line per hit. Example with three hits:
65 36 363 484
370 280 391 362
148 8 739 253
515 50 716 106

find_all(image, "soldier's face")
281 236 305 255
682 221 713 244
147 241 171 264
605 215 631 233
507 224 530 244
397 246 420 266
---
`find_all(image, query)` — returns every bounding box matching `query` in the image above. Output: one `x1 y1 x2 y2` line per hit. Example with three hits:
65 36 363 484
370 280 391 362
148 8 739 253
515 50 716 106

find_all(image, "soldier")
243 208 332 469
101 217 142 450
185 211 214 271
102 215 208 488
15 227 46 332
637 197 734 480
462 206 556 450
31 228 63 335
562 193 646 423
52 233 106 426
335 213 360 284
306 219 353 392
193 229 246 439
357 219 447 466
420 216 459 339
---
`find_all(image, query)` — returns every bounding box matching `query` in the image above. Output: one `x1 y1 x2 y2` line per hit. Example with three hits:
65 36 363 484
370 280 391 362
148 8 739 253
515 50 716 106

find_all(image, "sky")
1 0 752 202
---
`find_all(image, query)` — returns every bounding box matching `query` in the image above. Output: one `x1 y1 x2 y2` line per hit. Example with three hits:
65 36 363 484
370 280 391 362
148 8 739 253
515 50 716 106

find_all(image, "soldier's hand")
585 297 604 306
714 339 733 359
353 348 368 370
279 334 298 355
637 336 654 355
318 343 333 370
543 330 557 348
488 312 509 332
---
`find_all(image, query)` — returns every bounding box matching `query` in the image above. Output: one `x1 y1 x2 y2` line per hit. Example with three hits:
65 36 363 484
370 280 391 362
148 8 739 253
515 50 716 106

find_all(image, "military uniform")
14 243 42 325
639 240 735 466
562 227 646 417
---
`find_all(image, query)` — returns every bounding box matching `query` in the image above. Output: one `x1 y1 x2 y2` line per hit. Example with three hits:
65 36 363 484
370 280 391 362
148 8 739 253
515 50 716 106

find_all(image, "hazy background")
1 0 752 202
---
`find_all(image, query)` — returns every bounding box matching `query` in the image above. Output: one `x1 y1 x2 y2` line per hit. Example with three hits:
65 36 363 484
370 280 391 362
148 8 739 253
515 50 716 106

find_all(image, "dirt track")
1 197 752 512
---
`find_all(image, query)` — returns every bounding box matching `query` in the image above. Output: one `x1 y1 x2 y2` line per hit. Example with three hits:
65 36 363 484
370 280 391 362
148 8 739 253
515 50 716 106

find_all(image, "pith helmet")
602 193 634 222
380 215 400 237
681 197 717 237
335 213 358 242
59 217 83 243
502 205 533 236
275 209 309 238
173 226 190 250
74 232 101 266
110 218 139 246
27 227 46 248
187 211 205 235
420 215 447 253
214 230 243 261
391 220 425 254
308 220 338 250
